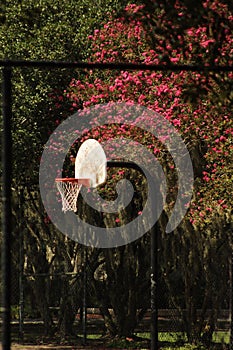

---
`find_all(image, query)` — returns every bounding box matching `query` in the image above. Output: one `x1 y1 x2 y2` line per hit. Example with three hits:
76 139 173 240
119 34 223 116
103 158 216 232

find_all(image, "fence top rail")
0 59 232 72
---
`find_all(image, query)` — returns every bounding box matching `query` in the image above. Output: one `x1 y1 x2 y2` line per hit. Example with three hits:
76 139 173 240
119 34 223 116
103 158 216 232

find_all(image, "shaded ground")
0 322 230 350
3 341 231 350
3 338 151 350
1 323 150 350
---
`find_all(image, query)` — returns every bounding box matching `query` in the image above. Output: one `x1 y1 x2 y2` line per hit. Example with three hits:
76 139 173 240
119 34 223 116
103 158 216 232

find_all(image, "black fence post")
82 246 87 345
230 231 233 349
1 66 12 350
19 189 24 341
151 223 158 350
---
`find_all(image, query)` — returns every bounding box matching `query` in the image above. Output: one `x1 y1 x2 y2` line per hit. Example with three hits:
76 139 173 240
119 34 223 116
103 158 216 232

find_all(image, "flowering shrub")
56 1 232 231
48 1 233 341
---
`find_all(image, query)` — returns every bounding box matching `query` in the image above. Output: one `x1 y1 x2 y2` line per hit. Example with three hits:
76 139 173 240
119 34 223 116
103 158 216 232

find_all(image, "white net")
56 180 82 212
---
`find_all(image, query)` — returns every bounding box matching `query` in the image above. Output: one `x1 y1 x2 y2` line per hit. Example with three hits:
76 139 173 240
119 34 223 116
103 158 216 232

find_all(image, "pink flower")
173 118 181 127
203 174 210 182
200 39 215 48
170 57 179 63
186 29 194 36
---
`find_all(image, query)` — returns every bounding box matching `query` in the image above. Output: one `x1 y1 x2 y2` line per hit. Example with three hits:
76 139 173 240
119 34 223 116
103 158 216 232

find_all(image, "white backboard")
75 139 107 188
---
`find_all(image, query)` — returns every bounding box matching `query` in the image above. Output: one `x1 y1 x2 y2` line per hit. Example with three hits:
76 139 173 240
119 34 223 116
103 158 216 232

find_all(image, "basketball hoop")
55 178 90 212
56 139 107 213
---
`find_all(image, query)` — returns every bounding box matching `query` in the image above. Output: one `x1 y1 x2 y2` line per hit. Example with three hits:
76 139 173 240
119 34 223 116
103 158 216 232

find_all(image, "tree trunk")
93 241 149 338
33 276 54 335
58 299 76 336
57 276 80 336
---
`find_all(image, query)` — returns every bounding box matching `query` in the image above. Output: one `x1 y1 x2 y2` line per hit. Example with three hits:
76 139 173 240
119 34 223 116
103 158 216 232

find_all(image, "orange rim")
55 178 90 186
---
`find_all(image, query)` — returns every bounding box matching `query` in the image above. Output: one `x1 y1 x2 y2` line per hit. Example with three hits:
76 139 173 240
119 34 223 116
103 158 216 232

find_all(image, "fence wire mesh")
2 242 231 346
0 60 232 350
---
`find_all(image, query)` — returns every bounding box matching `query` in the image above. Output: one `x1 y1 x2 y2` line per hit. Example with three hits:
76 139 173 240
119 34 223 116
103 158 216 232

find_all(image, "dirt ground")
0 323 150 350
2 344 149 350
1 336 150 350
4 346 77 350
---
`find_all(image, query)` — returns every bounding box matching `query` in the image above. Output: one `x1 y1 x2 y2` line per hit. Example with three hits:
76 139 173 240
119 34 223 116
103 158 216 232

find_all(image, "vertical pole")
1 66 12 350
107 162 159 349
19 189 24 341
230 232 233 349
151 223 158 350
150 169 159 350
82 246 87 345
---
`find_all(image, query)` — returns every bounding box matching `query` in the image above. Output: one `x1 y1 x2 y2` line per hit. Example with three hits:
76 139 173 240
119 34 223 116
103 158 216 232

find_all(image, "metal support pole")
19 189 24 341
82 246 87 345
1 67 12 350
230 232 233 349
107 161 159 348
151 223 158 350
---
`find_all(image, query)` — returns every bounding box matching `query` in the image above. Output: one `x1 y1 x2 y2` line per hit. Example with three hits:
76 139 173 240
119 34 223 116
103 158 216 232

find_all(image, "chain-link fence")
4 240 231 347
1 59 233 350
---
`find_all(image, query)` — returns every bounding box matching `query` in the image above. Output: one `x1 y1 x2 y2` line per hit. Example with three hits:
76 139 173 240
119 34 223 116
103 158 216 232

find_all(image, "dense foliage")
59 0 232 342
1 0 129 184
0 0 232 345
